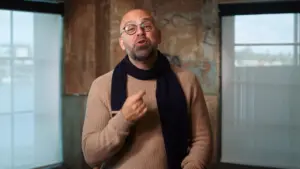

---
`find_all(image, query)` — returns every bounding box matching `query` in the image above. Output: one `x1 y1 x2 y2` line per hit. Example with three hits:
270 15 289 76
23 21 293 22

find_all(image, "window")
221 13 300 169
0 10 62 169
230 14 299 67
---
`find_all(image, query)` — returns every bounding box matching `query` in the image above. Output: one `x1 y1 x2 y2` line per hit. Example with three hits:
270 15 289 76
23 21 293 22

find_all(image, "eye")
125 24 136 34
142 22 153 31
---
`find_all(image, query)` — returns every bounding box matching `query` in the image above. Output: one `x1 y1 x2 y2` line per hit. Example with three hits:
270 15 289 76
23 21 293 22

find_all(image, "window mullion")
298 13 300 65
9 10 14 169
293 14 298 65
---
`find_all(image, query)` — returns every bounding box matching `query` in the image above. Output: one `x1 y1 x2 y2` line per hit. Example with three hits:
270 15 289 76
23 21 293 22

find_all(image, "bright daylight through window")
0 10 63 169
221 13 300 169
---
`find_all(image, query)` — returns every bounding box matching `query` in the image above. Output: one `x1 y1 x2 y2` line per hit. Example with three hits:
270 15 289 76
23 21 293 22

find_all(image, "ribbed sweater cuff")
109 111 133 135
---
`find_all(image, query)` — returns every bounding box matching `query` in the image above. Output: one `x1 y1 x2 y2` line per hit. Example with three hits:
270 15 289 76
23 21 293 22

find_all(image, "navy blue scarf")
111 51 190 169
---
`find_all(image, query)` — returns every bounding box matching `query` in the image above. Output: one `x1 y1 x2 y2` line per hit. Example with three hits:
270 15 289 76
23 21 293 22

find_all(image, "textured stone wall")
63 0 96 94
64 0 111 94
109 0 136 67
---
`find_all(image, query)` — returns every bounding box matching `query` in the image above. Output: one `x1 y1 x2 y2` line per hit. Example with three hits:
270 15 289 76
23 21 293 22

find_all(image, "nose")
136 26 145 36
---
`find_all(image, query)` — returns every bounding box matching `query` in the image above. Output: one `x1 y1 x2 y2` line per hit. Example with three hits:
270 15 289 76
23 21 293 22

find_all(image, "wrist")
120 109 132 123
109 111 134 134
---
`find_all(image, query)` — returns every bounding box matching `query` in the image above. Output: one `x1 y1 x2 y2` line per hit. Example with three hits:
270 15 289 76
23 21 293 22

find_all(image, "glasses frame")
120 20 155 35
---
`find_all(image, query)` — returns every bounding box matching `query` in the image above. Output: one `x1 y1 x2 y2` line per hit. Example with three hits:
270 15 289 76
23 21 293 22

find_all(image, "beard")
125 39 156 62
131 44 154 61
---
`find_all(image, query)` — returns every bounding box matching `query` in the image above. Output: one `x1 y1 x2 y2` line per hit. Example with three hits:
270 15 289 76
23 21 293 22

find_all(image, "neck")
129 52 157 70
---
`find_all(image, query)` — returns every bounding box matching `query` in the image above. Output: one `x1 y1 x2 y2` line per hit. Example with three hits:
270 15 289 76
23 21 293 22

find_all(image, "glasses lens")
142 21 153 32
125 24 137 35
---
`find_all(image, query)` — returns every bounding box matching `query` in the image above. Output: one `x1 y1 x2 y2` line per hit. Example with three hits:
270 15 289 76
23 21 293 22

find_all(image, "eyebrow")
141 17 154 22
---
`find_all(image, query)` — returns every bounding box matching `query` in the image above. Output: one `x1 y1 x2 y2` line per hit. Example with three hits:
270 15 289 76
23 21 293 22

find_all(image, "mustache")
135 37 150 43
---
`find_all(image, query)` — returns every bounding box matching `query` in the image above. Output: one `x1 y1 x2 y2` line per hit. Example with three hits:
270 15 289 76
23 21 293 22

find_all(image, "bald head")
120 9 155 33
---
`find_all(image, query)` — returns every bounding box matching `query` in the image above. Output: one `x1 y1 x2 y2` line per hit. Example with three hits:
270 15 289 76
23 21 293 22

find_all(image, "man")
82 9 212 169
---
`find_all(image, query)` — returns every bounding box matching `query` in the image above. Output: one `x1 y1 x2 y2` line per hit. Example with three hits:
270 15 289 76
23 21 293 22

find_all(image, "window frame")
218 1 300 169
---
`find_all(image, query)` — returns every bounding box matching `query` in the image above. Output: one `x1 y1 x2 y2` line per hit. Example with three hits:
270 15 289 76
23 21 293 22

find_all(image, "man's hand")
121 90 147 122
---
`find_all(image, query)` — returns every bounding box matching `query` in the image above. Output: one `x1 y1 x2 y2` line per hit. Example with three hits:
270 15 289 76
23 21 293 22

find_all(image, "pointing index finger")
131 90 146 101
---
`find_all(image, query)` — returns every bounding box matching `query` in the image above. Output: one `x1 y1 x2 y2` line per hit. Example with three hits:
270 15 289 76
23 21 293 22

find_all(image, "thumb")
131 90 146 101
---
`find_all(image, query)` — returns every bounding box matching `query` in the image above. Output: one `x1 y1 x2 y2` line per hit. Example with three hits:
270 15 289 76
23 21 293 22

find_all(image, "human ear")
119 37 126 50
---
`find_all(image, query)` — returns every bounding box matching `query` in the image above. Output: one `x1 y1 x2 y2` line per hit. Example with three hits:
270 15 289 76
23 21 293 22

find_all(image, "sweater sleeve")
181 75 213 169
81 80 133 167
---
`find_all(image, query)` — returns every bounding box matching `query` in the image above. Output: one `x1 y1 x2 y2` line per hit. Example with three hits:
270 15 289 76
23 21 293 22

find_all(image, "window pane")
12 11 34 58
222 14 300 169
15 45 31 58
2 10 63 169
13 113 34 168
0 45 12 58
0 60 11 113
0 115 12 169
33 13 63 167
298 45 300 65
222 65 300 168
235 46 294 67
0 10 11 57
235 14 294 44
13 60 34 112
298 14 300 43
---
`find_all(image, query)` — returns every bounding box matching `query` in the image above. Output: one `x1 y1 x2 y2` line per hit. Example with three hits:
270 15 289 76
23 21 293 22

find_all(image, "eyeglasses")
121 21 154 35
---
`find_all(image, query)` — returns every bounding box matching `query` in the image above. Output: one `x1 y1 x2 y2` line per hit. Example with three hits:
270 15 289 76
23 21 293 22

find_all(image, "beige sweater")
81 65 212 169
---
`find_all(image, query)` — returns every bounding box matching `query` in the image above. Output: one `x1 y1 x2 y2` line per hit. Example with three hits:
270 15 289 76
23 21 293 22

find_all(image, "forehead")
120 10 154 27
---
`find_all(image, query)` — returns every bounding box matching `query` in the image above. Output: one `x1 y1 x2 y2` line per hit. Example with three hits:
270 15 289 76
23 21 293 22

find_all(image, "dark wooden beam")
219 0 300 16
0 0 63 15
